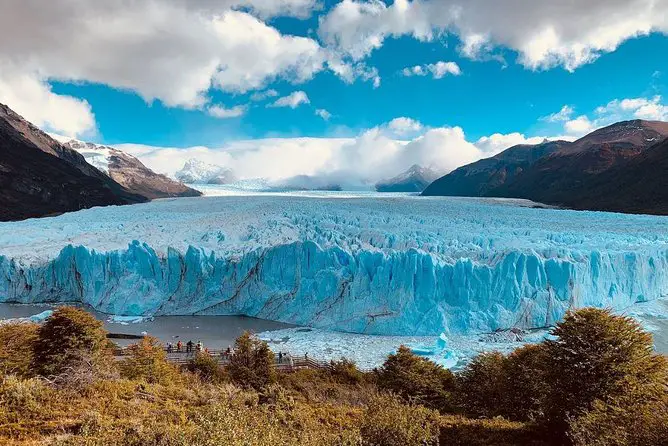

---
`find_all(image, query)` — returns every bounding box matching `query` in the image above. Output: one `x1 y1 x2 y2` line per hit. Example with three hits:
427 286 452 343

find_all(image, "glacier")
1 194 667 336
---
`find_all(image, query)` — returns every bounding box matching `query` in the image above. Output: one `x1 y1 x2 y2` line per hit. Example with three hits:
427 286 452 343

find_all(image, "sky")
1 0 668 184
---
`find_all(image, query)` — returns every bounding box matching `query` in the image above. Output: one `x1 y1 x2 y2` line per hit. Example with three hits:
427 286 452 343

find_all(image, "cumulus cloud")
318 0 668 71
268 91 311 108
207 104 247 118
0 1 327 113
315 109 332 120
250 89 279 101
554 96 668 137
541 105 574 122
115 119 557 188
402 61 462 79
386 117 423 136
0 67 95 138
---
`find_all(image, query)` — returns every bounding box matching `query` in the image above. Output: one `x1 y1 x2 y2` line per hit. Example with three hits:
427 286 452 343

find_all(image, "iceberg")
0 195 667 336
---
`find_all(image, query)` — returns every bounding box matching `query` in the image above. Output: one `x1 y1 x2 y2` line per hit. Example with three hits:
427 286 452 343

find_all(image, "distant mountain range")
65 140 200 199
376 164 441 193
0 103 146 221
423 120 668 215
175 159 237 185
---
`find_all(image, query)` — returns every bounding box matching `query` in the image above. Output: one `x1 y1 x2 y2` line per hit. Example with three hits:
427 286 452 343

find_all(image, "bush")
187 352 227 384
328 359 366 385
568 381 668 446
30 307 110 378
120 336 178 384
542 308 667 434
227 332 276 390
360 393 440 446
0 322 39 377
376 345 455 411
456 345 547 421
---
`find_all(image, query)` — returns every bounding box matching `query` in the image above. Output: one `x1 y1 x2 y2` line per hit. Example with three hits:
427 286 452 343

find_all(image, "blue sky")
1 1 668 182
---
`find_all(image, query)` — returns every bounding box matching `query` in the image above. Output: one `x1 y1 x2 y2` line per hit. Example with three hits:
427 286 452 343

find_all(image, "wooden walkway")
114 347 333 372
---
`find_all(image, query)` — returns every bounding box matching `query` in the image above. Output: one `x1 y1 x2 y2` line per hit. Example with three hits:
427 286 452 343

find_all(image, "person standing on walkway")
186 340 193 354
177 341 182 352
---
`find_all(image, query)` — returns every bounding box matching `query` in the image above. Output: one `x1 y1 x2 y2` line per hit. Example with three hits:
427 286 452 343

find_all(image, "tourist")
167 342 173 354
186 340 193 353
278 351 283 364
176 341 182 352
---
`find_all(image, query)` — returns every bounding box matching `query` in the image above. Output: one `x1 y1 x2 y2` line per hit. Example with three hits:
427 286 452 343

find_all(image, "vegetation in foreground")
0 307 665 445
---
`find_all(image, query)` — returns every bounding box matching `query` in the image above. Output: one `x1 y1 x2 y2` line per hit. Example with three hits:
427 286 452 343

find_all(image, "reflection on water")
0 303 296 349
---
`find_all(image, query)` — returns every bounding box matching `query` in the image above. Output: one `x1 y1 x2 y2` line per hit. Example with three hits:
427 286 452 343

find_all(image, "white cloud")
401 61 461 79
115 118 560 188
269 91 311 108
387 117 423 136
557 96 668 137
318 0 668 71
0 2 327 112
315 109 332 120
541 105 574 122
207 104 247 118
564 115 594 136
0 67 95 138
250 89 279 101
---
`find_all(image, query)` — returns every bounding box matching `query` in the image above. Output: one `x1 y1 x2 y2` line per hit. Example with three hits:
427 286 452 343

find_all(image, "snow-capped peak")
175 158 237 184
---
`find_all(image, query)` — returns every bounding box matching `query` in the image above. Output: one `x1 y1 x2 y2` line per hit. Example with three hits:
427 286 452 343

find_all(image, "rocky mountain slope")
376 165 441 193
65 141 201 199
423 120 668 214
175 159 237 184
0 103 146 221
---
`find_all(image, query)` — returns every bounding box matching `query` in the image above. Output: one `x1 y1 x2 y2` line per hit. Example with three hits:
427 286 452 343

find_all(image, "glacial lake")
0 303 295 349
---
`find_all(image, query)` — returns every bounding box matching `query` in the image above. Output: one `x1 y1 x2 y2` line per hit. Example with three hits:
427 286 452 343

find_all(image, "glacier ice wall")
1 241 667 335
1 195 667 335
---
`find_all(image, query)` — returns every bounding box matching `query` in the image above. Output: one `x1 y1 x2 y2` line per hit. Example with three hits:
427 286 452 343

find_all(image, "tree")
120 336 177 384
542 308 667 434
227 332 276 390
456 351 507 418
30 307 109 377
188 352 227 384
376 345 455 411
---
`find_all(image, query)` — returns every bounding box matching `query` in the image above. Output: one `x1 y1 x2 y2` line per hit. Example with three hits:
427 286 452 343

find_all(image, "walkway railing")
113 347 333 372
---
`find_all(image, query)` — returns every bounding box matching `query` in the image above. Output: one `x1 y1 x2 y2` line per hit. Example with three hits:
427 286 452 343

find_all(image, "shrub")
360 393 440 446
568 380 668 446
227 332 276 390
0 322 39 377
328 359 366 385
30 307 110 378
120 336 178 384
187 352 227 384
439 415 544 446
376 345 455 411
542 308 666 434
456 351 507 418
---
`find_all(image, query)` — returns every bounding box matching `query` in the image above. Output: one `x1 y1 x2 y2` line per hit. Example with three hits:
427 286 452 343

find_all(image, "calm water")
0 303 295 349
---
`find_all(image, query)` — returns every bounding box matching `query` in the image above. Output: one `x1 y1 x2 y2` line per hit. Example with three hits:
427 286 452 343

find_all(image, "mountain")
0 103 146 221
557 137 668 214
376 165 441 193
423 120 668 214
421 140 569 196
65 140 201 199
175 159 237 184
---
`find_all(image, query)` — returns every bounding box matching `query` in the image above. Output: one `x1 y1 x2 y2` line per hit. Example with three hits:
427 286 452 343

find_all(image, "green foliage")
567 379 668 446
120 336 178 384
227 332 276 390
376 345 455 411
30 307 109 377
328 359 366 385
360 393 440 446
456 345 547 421
542 308 666 433
187 352 227 384
0 322 39 377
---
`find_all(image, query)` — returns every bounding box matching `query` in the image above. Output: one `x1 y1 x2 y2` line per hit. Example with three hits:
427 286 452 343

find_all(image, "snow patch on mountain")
176 159 237 184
